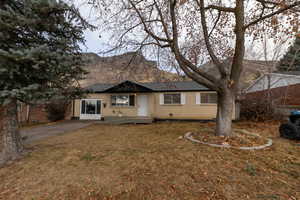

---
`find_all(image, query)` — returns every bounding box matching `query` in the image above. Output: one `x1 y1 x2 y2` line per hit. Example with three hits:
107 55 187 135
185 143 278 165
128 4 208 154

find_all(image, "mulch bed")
192 128 268 147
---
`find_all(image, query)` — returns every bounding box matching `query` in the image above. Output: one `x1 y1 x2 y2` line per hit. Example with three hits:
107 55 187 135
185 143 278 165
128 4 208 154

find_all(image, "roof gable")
104 81 153 93
85 83 115 93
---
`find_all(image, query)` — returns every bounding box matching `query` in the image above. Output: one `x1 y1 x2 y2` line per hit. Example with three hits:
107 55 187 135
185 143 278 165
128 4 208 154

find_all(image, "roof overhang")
103 80 153 93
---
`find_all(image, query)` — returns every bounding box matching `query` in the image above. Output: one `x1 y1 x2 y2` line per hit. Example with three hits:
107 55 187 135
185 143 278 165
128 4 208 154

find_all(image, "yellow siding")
74 92 236 120
152 92 236 119
152 92 217 119
74 93 151 118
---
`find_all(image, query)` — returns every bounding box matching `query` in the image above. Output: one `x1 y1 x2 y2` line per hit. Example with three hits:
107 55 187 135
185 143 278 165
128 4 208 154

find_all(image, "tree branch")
208 10 221 38
128 0 171 43
244 2 300 29
230 0 245 91
196 0 227 77
153 0 172 41
204 5 235 13
169 0 220 90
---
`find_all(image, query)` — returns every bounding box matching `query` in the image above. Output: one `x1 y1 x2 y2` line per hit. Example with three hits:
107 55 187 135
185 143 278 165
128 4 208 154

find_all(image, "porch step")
103 116 153 124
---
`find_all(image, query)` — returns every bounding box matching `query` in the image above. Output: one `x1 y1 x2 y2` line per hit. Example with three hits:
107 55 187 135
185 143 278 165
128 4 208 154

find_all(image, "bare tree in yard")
0 0 93 164
91 0 299 136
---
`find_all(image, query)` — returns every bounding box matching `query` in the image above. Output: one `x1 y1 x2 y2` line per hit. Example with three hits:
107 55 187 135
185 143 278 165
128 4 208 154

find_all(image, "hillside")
80 52 277 89
80 52 180 87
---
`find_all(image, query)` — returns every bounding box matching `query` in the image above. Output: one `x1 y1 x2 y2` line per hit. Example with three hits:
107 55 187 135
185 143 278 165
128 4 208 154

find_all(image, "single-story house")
241 72 300 118
245 72 300 93
244 72 300 105
72 80 239 121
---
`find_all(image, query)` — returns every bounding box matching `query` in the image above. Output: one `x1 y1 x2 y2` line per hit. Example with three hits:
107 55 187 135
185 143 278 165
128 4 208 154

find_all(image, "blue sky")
74 1 104 54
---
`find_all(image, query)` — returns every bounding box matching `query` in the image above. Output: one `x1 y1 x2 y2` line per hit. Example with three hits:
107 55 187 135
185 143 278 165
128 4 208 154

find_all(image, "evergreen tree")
0 0 93 164
278 34 300 72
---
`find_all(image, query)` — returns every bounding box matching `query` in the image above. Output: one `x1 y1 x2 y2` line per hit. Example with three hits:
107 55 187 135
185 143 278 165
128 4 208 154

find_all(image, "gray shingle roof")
85 83 115 92
85 80 211 93
140 81 209 91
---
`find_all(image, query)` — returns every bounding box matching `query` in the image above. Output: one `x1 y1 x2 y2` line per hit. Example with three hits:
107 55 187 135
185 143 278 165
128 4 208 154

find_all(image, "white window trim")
80 99 102 120
197 92 218 105
159 93 164 105
162 93 182 105
181 93 186 105
196 93 201 105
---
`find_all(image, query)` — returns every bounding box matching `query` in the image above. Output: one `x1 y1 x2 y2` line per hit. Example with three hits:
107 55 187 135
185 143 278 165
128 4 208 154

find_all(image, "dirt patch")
191 128 268 147
0 121 299 200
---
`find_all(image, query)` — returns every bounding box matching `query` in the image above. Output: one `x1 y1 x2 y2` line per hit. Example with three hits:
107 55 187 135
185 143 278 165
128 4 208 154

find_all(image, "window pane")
116 95 129 106
164 94 172 104
200 93 217 104
86 101 96 114
129 95 135 106
81 100 86 114
209 93 218 104
201 93 209 104
173 94 181 104
111 95 129 106
164 94 181 104
96 100 101 114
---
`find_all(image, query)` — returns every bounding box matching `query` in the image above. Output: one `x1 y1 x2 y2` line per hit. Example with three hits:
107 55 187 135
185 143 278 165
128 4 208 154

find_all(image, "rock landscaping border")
184 129 273 150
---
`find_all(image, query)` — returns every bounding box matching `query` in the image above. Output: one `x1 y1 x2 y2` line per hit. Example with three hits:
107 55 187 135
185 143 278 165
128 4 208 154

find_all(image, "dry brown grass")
0 121 299 200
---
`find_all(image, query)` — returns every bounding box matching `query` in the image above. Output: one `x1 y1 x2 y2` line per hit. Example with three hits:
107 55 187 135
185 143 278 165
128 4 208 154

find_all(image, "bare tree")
92 0 299 136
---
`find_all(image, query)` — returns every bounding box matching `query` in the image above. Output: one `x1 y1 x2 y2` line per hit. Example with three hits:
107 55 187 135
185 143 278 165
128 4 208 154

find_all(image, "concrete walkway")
20 121 96 144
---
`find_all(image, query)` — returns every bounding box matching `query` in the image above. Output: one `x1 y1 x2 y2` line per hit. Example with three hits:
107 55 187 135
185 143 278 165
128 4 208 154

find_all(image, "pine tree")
0 0 93 164
278 34 300 72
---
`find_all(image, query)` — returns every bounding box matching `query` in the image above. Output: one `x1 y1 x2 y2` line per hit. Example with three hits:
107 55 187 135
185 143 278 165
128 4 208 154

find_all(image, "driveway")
21 121 96 144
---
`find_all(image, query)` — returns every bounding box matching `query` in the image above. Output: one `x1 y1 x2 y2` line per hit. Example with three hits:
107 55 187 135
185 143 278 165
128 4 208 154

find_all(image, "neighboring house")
245 83 300 106
246 72 300 94
72 80 239 121
243 72 300 117
245 72 300 105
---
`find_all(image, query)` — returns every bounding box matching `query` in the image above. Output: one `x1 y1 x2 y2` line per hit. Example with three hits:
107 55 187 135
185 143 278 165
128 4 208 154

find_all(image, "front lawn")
0 122 299 200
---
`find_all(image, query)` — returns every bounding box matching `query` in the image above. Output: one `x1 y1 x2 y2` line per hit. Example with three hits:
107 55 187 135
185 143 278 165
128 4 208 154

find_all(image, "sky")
73 1 293 61
74 1 105 54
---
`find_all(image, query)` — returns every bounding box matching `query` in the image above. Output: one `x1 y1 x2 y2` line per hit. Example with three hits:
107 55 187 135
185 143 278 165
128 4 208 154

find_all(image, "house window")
81 100 101 114
164 93 181 104
201 93 218 104
111 94 135 106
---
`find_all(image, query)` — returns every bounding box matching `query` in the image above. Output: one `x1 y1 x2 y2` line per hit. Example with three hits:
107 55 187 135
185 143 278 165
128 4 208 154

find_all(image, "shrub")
45 100 70 122
240 98 276 121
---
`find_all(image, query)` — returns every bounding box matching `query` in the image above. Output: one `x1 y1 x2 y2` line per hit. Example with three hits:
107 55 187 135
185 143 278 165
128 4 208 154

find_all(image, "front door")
138 95 148 116
80 99 101 120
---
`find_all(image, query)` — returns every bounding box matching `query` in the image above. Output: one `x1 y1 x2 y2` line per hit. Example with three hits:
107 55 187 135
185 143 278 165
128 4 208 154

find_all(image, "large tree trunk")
0 99 24 164
215 89 235 137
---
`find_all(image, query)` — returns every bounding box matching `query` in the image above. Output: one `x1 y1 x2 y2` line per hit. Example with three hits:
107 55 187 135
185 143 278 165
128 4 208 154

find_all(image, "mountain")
80 52 180 87
80 52 277 90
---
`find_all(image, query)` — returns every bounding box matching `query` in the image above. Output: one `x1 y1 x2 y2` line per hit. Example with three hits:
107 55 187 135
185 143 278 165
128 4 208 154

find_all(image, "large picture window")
111 94 135 106
200 93 217 104
164 93 181 104
81 100 101 114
